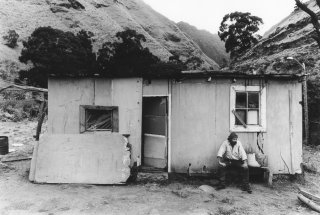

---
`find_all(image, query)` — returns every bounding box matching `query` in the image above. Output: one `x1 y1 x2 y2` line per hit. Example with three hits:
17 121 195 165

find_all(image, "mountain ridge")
177 21 229 67
0 0 220 80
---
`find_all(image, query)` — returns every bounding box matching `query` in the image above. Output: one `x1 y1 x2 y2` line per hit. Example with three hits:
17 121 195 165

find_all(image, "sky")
143 0 299 35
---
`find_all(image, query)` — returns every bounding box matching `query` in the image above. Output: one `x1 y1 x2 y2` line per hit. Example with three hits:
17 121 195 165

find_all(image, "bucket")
0 136 9 155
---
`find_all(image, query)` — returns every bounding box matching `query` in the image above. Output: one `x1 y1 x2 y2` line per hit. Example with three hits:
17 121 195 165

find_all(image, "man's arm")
217 141 227 167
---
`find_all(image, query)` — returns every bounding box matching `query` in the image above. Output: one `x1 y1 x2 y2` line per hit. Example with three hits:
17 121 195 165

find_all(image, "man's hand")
219 161 226 167
218 157 226 167
241 159 248 168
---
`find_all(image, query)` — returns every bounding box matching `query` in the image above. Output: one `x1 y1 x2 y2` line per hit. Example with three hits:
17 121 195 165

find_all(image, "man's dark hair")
228 132 238 142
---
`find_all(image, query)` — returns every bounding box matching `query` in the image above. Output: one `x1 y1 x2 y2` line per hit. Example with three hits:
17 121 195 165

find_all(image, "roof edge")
48 70 302 80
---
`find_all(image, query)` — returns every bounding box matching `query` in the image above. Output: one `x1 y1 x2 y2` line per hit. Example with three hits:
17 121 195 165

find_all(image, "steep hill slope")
177 22 229 67
233 0 320 76
0 0 219 78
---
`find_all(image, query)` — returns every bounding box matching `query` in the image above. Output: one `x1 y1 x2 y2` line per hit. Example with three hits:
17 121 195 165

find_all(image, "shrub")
97 29 189 77
19 27 189 84
1 90 26 100
3 30 19 48
164 33 181 42
0 99 40 121
97 29 160 77
19 27 96 87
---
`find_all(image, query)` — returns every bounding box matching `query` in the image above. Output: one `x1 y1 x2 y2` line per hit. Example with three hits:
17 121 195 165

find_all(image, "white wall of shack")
48 78 143 164
48 77 302 175
143 79 302 174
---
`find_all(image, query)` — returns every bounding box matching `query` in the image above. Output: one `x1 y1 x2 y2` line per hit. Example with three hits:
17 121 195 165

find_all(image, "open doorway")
142 96 168 171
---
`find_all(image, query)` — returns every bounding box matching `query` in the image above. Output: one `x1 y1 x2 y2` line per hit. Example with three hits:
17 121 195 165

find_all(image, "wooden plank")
0 84 48 93
261 167 273 186
299 188 320 202
298 194 320 213
143 157 166 169
29 141 40 182
35 101 47 141
33 133 131 184
2 157 32 162
143 134 166 159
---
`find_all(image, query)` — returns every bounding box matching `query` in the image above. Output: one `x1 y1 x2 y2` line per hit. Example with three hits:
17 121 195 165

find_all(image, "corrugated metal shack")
46 70 303 177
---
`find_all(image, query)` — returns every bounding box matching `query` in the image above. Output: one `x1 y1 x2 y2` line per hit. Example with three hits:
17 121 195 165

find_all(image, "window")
80 105 119 133
230 86 266 132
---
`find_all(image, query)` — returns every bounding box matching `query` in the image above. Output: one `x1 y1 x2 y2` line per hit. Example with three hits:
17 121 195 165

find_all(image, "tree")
295 0 320 48
19 27 96 87
97 29 160 77
218 12 263 60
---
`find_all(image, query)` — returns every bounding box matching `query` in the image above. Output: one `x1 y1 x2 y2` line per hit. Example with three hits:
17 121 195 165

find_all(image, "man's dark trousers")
218 159 249 186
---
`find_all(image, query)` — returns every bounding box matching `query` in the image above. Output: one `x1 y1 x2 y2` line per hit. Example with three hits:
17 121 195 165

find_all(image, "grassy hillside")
177 21 229 67
0 0 220 77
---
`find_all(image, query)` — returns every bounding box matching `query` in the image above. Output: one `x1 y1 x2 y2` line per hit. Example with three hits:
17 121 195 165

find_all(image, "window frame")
79 105 119 133
230 86 266 132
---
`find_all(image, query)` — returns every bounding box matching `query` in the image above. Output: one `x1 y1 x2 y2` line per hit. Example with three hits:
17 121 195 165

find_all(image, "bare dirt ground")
0 121 320 215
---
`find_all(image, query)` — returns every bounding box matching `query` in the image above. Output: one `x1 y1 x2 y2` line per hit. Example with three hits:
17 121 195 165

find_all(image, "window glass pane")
236 92 247 108
248 92 259 108
235 110 246 125
86 109 112 130
247 110 259 125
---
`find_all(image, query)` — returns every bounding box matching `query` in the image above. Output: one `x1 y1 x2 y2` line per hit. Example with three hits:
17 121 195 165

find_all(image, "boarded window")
80 105 119 133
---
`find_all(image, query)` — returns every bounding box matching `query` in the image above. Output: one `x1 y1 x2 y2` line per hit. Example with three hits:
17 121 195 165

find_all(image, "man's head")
228 132 238 145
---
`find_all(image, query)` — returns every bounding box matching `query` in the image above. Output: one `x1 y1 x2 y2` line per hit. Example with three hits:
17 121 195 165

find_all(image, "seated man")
216 132 252 193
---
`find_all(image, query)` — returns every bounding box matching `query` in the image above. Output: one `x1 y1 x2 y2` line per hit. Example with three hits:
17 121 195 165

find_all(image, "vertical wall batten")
289 89 294 174
168 79 172 172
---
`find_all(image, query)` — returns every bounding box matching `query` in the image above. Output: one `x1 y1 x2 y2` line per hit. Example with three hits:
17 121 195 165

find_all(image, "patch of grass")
171 189 189 198
216 207 236 215
220 197 235 205
0 99 40 121
164 33 181 42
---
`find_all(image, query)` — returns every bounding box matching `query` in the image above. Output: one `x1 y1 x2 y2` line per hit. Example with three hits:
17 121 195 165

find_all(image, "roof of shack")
48 69 303 80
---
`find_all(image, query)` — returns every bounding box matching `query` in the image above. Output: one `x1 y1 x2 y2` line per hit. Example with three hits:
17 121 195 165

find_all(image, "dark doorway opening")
142 96 168 171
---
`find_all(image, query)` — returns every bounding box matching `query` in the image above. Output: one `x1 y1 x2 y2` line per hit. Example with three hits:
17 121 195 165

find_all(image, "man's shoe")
241 184 252 194
215 184 226 191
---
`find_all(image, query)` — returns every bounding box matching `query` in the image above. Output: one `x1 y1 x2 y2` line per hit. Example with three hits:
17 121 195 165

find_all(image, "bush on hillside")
97 29 190 77
3 30 19 48
19 27 96 87
19 27 191 87
146 55 187 78
97 29 160 77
